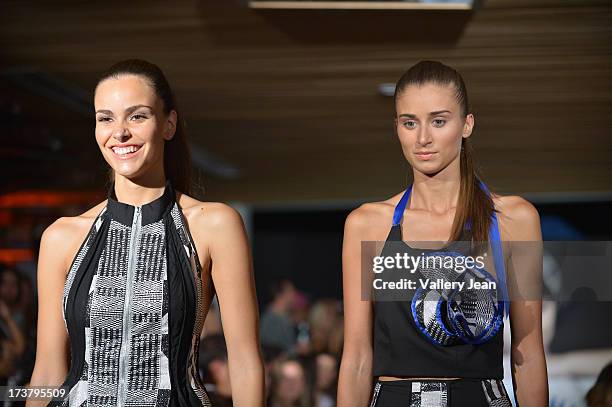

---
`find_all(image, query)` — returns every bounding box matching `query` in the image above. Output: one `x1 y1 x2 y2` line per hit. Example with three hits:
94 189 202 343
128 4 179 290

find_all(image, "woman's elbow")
340 347 372 375
30 360 68 387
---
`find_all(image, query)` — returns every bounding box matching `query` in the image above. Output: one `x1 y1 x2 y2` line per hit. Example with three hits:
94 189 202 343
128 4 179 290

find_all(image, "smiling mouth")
111 145 142 158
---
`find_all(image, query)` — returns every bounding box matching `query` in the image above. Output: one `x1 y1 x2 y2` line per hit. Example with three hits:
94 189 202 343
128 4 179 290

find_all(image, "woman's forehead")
396 83 457 111
95 74 158 108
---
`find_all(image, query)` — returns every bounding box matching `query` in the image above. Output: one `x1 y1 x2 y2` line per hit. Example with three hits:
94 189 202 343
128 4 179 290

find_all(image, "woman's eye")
131 114 147 121
433 119 446 127
97 117 111 122
402 121 416 129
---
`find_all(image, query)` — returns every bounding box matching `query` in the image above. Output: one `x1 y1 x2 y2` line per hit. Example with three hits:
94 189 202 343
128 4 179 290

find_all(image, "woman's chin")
111 165 146 180
416 164 444 176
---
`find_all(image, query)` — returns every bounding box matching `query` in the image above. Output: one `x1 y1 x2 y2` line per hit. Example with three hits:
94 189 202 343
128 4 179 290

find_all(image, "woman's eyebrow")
399 110 452 118
95 105 154 115
430 110 451 115
125 104 153 114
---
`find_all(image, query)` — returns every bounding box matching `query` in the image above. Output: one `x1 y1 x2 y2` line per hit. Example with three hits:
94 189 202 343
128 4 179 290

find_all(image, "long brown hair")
95 59 193 196
394 60 496 243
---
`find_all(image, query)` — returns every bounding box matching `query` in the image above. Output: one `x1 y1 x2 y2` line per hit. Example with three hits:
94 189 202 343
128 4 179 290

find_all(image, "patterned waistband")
370 378 511 407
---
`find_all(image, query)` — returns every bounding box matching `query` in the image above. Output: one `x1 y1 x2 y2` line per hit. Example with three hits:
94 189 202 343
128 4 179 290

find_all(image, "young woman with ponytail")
338 61 548 406
29 59 265 406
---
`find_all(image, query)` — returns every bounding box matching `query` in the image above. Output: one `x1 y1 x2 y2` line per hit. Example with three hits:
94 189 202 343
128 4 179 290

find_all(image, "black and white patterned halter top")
51 179 213 407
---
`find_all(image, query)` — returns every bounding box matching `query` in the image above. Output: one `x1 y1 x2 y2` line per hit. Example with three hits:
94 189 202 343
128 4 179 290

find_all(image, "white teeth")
112 145 140 155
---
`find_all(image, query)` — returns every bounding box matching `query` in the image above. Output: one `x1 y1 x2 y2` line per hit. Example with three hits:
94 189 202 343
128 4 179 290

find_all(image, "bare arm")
196 204 265 407
337 208 375 407
27 219 73 406
505 198 548 406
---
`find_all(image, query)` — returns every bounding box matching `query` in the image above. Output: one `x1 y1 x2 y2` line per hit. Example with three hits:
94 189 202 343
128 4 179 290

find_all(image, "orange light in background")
0 190 102 209
0 190 103 263
0 248 34 264
0 210 12 226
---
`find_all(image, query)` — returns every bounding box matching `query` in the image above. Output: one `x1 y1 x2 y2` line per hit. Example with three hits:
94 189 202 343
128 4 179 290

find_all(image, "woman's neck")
113 175 166 207
409 178 461 215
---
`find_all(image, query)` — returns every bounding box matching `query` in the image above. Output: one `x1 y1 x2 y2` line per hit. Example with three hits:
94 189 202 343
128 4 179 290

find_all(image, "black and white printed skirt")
369 378 512 407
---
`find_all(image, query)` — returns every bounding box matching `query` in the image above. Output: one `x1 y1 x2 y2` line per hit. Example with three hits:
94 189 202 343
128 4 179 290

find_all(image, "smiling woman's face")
94 74 174 181
395 82 473 176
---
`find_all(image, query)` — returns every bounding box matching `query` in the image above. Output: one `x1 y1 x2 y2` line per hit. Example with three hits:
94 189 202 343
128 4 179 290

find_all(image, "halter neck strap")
392 184 412 226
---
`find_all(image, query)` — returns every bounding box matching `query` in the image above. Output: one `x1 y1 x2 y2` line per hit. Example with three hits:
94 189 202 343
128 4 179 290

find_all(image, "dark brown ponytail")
394 60 496 243
96 59 193 196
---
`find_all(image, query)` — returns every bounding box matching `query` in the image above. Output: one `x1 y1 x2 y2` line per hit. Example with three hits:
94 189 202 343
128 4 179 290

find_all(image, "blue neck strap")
392 184 412 227
392 181 510 319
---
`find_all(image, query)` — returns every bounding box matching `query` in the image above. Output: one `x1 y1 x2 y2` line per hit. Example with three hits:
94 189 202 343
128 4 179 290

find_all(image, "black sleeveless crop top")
371 182 508 379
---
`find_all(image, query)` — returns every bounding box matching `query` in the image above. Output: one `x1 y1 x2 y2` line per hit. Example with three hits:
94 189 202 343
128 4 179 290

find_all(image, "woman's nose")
112 126 130 141
417 129 432 146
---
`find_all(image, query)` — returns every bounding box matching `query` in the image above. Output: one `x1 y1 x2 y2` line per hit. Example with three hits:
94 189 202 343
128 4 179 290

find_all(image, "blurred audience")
314 353 338 407
260 278 298 353
262 344 286 398
308 300 343 356
199 333 232 407
293 290 311 355
198 276 343 406
201 295 222 339
0 265 29 389
1 267 24 329
586 362 612 407
268 356 310 407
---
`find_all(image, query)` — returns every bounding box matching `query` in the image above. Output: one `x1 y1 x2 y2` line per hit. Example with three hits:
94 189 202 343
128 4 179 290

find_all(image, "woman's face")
315 353 337 390
0 270 19 305
94 74 176 181
395 82 473 176
275 360 305 402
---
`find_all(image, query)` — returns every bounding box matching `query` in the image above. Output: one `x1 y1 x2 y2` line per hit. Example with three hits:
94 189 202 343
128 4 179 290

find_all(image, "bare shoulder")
43 200 107 245
178 193 243 232
491 193 541 240
345 192 404 242
40 200 107 276
177 194 246 270
492 193 540 224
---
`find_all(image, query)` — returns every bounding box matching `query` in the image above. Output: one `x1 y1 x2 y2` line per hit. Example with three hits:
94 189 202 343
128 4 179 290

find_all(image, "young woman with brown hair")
28 59 265 406
338 60 548 406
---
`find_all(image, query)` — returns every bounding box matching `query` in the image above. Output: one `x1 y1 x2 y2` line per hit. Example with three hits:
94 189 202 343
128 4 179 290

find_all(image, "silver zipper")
117 206 141 406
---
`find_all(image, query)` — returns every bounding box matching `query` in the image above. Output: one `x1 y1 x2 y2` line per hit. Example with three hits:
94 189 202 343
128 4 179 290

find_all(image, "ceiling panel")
1 0 610 203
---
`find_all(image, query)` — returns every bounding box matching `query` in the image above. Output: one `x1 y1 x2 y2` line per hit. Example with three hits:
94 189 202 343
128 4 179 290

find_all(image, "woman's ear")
164 110 178 141
463 113 474 139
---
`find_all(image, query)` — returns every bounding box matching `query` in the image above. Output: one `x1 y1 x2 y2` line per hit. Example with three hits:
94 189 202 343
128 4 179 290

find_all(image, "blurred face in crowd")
209 357 231 396
316 353 337 391
279 281 296 310
94 74 176 182
0 269 20 306
274 360 305 404
395 82 473 177
310 301 338 333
